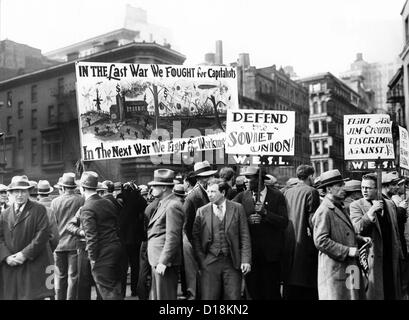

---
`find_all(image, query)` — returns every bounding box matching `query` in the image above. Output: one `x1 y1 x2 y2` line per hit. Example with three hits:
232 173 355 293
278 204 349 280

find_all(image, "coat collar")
148 193 173 227
10 200 33 229
322 196 354 231
205 200 234 233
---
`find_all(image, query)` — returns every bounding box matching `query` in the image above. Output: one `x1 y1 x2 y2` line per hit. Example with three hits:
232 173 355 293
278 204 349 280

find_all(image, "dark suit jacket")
80 194 121 262
233 188 288 262
192 200 251 270
147 193 184 267
183 183 209 243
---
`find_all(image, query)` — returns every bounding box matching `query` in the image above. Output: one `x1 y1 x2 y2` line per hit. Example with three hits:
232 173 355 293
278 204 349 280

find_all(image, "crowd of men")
0 160 408 300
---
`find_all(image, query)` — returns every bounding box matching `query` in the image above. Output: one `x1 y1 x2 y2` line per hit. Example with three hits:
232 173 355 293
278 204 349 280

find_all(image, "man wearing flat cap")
182 161 217 299
51 172 84 300
282 164 320 300
349 173 403 300
0 176 55 299
312 170 371 300
147 169 184 300
233 166 288 300
79 171 123 299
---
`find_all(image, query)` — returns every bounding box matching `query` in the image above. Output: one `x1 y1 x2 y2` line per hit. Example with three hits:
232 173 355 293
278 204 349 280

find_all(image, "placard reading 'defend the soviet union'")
344 114 395 161
75 62 239 161
225 110 295 156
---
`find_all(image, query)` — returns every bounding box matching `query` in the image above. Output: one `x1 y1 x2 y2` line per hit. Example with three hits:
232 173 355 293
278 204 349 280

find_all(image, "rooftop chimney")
215 40 223 65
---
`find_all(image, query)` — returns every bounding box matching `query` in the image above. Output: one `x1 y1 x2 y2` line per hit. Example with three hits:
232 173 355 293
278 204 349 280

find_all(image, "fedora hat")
381 171 401 185
59 172 77 188
241 166 269 180
0 184 7 192
319 170 349 188
96 182 108 192
114 182 122 191
29 180 38 196
173 184 186 197
54 177 63 189
138 185 149 195
37 180 54 194
80 171 99 189
344 180 361 192
148 169 176 186
7 176 32 191
193 161 217 177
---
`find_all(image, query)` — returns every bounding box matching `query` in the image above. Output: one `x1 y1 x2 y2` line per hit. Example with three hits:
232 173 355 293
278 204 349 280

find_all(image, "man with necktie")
192 178 251 300
0 176 54 299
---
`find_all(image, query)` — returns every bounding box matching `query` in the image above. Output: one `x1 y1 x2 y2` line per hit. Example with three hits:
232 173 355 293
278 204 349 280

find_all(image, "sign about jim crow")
344 114 395 161
399 126 409 177
75 62 238 161
225 110 295 156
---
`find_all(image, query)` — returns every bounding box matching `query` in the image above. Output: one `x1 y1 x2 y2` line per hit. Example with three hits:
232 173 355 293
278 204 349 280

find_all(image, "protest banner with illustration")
225 110 295 156
75 62 239 161
399 126 409 177
344 114 395 161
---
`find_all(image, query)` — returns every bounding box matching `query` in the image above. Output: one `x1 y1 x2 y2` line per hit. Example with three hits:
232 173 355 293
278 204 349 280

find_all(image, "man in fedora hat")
0 176 55 299
350 173 403 300
37 180 59 252
312 169 371 300
344 180 363 216
182 161 217 299
233 166 288 300
147 169 184 300
0 184 9 214
282 165 320 300
50 172 84 300
78 171 123 300
192 178 251 299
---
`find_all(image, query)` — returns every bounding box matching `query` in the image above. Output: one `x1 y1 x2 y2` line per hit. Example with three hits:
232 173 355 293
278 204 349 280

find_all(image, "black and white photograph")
0 0 408 309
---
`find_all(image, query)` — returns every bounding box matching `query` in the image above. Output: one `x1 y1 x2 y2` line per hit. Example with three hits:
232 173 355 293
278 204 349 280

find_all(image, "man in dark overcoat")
0 176 54 300
233 166 288 300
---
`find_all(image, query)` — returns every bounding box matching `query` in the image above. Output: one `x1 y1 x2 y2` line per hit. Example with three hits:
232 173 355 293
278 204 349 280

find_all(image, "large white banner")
344 114 395 160
225 110 295 156
75 62 238 161
399 126 409 171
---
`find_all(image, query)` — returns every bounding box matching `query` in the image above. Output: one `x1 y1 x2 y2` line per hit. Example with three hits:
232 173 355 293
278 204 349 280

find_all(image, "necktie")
15 204 22 220
215 204 223 221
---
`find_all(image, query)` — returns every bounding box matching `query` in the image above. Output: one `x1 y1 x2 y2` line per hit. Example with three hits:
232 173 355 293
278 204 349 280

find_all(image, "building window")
18 130 23 149
17 101 24 119
58 78 64 96
313 121 319 134
322 121 328 133
323 161 329 172
322 139 329 154
312 101 319 114
6 116 12 134
7 91 12 108
48 105 57 126
31 85 38 103
313 141 320 155
321 101 327 113
31 109 38 129
42 131 63 164
32 138 38 165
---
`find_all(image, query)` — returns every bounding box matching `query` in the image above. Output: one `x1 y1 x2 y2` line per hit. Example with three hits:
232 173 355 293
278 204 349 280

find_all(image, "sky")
0 0 405 77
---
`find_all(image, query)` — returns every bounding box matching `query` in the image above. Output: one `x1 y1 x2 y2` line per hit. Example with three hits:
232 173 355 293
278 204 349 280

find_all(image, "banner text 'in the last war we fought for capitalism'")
75 62 239 161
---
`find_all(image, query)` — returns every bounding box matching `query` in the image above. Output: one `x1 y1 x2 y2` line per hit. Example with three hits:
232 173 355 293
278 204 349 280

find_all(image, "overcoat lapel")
224 201 234 232
362 199 382 236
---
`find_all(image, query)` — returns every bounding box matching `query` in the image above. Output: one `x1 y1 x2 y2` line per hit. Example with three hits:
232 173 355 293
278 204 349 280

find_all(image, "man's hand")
156 263 167 275
348 247 358 257
399 199 408 209
248 213 261 224
241 263 251 275
6 255 18 267
13 252 26 265
368 200 383 221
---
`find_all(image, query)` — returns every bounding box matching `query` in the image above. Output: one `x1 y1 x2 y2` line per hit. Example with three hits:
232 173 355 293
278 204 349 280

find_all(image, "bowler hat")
344 180 361 192
173 184 186 197
59 172 77 188
7 176 32 191
80 171 99 189
318 170 349 188
148 169 176 186
193 161 217 177
37 180 54 195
